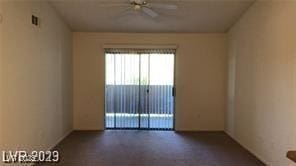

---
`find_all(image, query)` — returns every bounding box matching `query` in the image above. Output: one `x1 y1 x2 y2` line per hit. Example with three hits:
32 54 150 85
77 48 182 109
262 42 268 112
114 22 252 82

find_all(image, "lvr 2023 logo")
2 150 59 163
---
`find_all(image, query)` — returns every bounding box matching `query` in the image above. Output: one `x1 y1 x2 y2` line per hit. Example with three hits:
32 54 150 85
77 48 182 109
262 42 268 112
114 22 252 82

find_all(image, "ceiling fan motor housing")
131 0 147 5
132 0 144 4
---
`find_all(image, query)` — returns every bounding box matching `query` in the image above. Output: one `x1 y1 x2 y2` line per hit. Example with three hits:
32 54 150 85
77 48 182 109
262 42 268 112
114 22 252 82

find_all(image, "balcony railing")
105 85 174 129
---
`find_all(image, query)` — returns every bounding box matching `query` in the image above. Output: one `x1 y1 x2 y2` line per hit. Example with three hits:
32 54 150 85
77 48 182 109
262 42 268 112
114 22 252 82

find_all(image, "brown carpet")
39 131 265 166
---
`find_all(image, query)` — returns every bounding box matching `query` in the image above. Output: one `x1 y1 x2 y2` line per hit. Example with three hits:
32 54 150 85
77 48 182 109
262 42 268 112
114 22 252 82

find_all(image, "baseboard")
48 130 73 151
175 129 224 132
73 129 104 132
224 131 268 165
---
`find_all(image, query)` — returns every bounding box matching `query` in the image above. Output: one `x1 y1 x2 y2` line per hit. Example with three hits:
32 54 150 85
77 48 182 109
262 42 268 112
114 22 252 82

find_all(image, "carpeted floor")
39 131 265 166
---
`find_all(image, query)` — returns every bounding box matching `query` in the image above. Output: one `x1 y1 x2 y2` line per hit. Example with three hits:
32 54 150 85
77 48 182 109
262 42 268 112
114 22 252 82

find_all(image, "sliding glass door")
105 49 175 130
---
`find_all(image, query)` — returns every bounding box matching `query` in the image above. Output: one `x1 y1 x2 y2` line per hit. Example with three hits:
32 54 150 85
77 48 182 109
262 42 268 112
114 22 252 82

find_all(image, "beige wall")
73 33 227 131
0 1 3 151
227 1 296 166
0 1 73 156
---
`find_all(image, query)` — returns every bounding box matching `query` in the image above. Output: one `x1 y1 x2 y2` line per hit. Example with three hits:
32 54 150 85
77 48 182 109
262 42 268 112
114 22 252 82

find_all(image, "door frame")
103 49 177 131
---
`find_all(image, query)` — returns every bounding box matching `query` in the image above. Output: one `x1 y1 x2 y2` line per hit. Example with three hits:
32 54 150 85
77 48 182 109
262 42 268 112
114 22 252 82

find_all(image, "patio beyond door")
105 49 175 130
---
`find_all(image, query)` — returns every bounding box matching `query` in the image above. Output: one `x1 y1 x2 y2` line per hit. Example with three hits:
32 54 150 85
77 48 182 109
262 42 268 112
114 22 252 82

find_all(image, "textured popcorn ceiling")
50 0 254 33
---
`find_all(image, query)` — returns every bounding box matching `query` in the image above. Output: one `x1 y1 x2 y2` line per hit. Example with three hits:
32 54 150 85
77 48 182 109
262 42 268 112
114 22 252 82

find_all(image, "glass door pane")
105 53 140 129
149 54 175 129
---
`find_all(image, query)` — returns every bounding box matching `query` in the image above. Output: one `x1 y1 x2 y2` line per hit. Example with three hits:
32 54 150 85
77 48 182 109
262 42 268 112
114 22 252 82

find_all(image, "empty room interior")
0 0 296 165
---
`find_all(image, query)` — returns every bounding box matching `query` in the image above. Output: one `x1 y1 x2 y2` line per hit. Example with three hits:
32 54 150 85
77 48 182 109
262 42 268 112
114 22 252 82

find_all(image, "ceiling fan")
108 0 178 18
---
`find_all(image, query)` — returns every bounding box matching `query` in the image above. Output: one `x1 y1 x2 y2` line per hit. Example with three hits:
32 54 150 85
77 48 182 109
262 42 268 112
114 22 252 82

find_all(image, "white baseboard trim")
174 129 224 132
224 131 268 165
48 130 73 151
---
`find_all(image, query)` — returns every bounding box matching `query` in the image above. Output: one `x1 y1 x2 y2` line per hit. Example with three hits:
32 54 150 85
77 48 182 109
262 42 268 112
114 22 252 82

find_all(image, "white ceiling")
50 0 255 33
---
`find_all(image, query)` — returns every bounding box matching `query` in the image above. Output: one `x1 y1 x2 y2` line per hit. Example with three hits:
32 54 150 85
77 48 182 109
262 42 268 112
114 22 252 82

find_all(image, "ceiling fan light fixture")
134 4 141 10
134 0 143 4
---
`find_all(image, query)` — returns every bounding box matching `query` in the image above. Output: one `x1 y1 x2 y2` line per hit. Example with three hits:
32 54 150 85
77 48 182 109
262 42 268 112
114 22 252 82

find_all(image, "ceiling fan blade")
95 3 130 7
149 3 178 10
111 7 135 20
142 7 158 18
130 0 144 4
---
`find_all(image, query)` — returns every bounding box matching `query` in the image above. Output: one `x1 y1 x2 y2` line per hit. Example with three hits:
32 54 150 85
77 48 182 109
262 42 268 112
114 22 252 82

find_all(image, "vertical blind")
105 48 175 130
